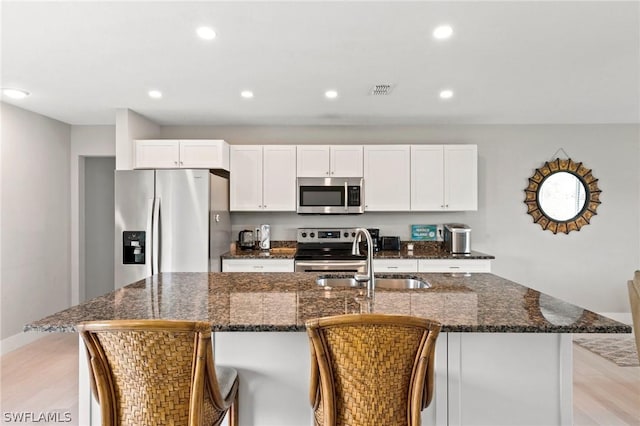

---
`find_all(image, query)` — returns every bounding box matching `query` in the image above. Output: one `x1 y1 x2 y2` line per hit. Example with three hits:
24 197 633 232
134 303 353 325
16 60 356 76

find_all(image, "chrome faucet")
351 228 375 298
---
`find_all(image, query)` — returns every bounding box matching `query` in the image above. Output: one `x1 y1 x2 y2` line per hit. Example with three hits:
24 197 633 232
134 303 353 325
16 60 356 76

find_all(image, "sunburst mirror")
524 158 601 234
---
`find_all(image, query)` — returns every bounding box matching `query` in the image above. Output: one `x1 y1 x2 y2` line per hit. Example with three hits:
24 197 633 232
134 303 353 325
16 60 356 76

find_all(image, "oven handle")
294 261 367 268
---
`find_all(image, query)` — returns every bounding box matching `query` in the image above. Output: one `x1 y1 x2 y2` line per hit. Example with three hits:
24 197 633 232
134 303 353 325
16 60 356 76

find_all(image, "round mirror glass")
538 172 587 221
525 158 601 234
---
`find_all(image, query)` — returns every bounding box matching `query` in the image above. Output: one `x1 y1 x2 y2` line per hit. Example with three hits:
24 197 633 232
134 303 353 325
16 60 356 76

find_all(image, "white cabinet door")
330 145 363 177
364 145 411 211
134 140 180 169
135 139 230 170
263 145 297 211
179 140 229 170
222 259 295 272
411 145 445 210
444 145 477 211
373 259 418 273
410 144 477 211
418 259 491 273
230 146 263 211
296 146 330 177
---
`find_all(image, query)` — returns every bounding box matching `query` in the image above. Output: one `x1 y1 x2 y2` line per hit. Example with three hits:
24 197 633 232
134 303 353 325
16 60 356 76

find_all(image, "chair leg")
228 389 239 426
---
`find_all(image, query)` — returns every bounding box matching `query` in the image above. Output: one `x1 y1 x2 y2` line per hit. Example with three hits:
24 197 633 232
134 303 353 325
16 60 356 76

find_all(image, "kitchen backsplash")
231 211 477 242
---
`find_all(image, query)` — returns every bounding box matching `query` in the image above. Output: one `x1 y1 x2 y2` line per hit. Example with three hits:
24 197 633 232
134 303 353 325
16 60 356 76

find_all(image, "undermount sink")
316 275 431 290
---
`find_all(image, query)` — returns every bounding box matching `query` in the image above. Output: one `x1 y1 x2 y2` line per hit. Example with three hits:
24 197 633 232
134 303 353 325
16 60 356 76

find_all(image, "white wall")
162 124 640 314
115 109 159 170
1 103 71 341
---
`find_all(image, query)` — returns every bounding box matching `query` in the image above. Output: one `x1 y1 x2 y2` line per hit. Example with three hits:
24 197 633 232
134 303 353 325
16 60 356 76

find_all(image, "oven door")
294 260 367 273
297 177 364 214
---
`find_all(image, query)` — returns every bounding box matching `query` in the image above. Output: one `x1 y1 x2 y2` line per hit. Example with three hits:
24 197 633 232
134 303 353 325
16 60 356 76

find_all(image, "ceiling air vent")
370 84 394 96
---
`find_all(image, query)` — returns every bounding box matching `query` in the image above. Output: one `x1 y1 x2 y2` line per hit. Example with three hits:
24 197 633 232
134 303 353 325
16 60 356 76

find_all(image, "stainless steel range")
294 227 367 273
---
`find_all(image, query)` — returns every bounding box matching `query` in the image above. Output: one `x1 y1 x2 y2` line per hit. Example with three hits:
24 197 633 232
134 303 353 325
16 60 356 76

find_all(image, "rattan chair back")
629 271 640 363
78 320 238 426
306 314 441 426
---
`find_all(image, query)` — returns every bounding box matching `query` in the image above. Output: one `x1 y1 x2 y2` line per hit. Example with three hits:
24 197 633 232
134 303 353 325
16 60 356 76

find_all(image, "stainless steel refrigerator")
114 169 230 289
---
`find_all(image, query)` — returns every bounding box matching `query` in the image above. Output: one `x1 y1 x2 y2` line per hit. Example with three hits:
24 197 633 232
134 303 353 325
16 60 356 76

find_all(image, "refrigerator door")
156 169 210 272
114 170 155 289
209 172 231 272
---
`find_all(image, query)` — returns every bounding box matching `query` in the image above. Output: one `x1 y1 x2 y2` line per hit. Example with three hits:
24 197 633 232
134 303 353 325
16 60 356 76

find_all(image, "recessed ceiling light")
433 25 453 40
196 26 216 40
439 89 454 100
2 88 30 99
240 90 254 99
148 90 163 99
325 90 338 99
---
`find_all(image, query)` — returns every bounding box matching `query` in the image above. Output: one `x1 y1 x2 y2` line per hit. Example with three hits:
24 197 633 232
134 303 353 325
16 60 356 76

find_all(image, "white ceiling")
2 1 639 126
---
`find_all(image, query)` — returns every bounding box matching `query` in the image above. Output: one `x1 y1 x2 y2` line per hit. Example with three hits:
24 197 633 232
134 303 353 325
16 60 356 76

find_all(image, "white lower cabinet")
222 259 294 272
373 259 418 273
418 259 491 273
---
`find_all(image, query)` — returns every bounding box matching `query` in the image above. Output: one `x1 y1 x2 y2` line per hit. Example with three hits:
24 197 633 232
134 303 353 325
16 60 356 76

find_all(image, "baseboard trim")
1 332 46 356
598 312 632 325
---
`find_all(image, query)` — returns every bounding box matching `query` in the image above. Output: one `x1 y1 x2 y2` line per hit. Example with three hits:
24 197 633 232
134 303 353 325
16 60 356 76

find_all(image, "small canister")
443 224 471 254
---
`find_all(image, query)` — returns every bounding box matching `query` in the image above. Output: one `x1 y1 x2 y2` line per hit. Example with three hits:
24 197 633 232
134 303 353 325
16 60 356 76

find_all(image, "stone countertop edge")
24 272 630 335
221 249 495 260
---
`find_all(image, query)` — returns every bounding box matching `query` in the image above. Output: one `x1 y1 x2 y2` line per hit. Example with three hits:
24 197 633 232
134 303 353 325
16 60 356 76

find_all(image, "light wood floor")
1 334 639 425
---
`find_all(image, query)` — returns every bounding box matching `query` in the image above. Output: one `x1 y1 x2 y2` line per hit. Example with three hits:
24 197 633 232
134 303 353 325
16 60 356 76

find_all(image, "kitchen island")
26 272 630 426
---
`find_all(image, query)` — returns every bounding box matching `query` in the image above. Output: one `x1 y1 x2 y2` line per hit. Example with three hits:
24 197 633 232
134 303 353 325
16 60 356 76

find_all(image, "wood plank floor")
1 334 639 425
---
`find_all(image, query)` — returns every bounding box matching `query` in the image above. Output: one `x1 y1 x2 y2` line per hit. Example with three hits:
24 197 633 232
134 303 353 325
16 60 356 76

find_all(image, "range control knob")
301 232 307 238
351 232 356 237
310 232 315 238
343 232 348 238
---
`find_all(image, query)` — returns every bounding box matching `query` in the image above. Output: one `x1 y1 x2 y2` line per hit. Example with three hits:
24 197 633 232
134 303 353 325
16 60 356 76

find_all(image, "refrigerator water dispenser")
123 231 146 264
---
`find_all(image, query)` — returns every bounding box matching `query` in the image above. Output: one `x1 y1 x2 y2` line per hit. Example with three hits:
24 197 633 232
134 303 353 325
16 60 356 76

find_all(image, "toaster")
380 236 401 251
443 224 471 254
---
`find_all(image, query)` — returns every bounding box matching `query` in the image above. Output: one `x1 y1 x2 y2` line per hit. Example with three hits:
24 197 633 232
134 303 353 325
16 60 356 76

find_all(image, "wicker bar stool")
306 314 441 426
629 271 640 362
78 320 238 426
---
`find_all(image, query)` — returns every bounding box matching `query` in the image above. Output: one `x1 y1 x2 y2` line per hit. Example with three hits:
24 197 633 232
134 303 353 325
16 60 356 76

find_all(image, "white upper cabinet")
364 145 411 211
134 140 180 169
444 145 478 210
134 139 229 170
230 145 296 211
297 145 363 177
230 146 263 211
411 144 477 211
262 146 297 211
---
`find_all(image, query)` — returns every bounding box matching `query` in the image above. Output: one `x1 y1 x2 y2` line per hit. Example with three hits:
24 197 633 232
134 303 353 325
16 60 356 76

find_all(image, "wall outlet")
436 225 444 241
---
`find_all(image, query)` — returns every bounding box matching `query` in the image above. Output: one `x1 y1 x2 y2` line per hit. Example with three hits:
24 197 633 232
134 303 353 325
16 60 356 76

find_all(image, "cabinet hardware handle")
253 265 264 269
449 266 460 269
180 161 183 165
174 161 178 165
388 266 398 269
326 171 329 175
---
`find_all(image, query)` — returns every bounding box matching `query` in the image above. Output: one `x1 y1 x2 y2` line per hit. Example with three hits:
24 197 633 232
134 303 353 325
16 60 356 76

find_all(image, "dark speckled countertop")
221 241 495 260
26 272 629 334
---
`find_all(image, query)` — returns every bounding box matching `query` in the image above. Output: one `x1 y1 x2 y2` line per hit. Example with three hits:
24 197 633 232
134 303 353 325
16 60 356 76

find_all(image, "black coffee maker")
366 228 380 252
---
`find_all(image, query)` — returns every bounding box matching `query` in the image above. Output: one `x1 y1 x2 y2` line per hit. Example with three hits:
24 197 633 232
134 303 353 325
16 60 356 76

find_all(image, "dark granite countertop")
221 241 495 260
26 272 629 334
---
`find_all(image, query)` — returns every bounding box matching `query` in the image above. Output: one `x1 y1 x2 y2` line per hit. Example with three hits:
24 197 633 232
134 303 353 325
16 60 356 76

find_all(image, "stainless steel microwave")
297 177 364 214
